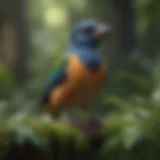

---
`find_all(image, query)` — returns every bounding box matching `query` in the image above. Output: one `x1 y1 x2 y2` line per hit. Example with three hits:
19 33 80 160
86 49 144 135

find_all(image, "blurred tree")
141 0 160 60
0 0 29 84
107 0 139 69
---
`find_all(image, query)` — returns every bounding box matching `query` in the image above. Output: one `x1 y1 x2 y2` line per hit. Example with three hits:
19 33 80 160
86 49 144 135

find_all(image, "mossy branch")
0 112 159 160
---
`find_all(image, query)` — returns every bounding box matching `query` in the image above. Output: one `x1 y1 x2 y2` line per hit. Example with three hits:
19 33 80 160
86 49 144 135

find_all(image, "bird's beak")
93 24 112 38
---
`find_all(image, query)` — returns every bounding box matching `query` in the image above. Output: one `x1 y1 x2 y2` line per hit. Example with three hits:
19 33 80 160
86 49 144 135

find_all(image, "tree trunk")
107 0 139 70
0 0 29 84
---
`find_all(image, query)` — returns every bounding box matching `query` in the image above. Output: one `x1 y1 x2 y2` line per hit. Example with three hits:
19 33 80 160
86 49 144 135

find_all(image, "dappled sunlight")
44 5 69 28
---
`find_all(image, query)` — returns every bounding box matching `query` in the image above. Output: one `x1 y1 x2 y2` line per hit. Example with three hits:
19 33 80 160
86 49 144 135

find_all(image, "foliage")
0 102 160 159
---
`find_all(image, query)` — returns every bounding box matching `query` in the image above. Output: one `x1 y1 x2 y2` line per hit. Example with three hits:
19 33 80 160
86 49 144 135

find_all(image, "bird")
41 20 111 121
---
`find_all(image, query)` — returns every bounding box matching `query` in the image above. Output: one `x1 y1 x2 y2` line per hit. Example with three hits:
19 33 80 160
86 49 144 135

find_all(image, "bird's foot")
90 114 100 122
77 117 102 138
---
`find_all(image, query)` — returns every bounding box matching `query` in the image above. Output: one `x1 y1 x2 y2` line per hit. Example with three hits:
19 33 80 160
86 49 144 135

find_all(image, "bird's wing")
41 66 67 105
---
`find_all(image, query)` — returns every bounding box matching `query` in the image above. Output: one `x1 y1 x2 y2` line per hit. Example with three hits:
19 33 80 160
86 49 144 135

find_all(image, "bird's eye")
81 27 94 34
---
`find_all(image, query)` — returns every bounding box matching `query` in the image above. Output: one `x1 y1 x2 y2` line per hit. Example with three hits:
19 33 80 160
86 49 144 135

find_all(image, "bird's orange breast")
48 54 106 110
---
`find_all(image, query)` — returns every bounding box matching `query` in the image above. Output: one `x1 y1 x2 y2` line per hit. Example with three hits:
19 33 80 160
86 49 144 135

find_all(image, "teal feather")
42 67 66 105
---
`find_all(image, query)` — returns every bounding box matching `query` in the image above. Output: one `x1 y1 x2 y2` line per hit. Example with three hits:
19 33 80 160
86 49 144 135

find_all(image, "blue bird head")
70 20 111 49
67 20 111 70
